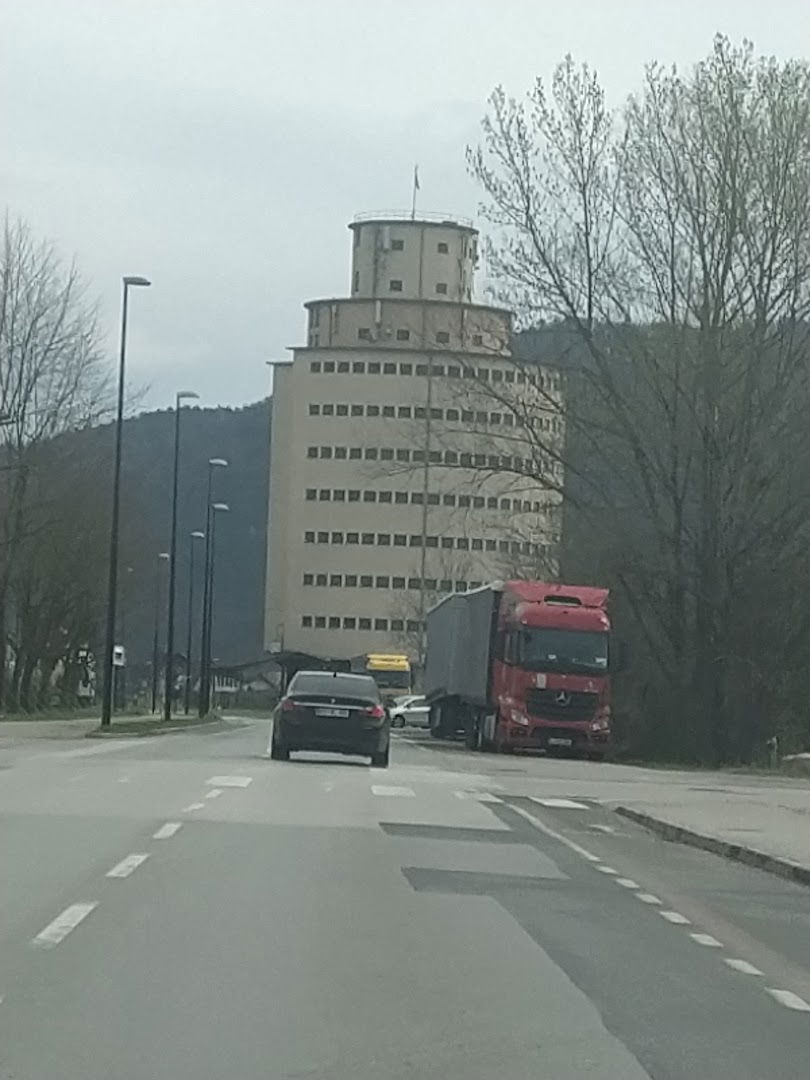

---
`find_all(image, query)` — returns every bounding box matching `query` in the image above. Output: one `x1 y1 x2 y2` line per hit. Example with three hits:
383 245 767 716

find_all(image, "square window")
486 539 497 552
380 447 394 460
302 615 313 627
307 446 318 458
358 328 372 341
379 490 392 503
448 366 460 379
455 581 467 592
317 531 329 543
304 531 315 543
309 403 320 416
315 616 326 628
331 531 343 544
324 361 335 373
345 574 358 586
444 451 458 466
391 619 404 632
395 491 408 503
436 331 450 344
412 450 425 462
374 618 388 631
474 454 486 467
376 576 390 588
491 412 501 425
427 493 440 505
430 407 442 420
316 573 327 586
408 577 421 589
368 362 381 374
347 532 359 544
377 533 391 546
461 410 473 422
382 405 395 417
337 361 349 373
435 282 448 295
351 404 363 416
348 489 360 502
391 238 404 251
396 329 410 342
477 368 489 381
476 411 487 424
310 361 321 373
440 579 452 592
334 489 346 501
343 616 356 629
303 573 314 585
329 616 340 629
425 535 438 548
399 362 413 375
393 534 407 546
365 447 378 460
473 496 484 509
330 574 342 586
441 536 453 549
487 497 498 509
429 451 441 464
389 279 403 292
443 494 455 506
334 446 347 459
360 575 373 587
472 538 483 551
392 577 405 589
336 404 348 416
437 241 449 253
415 364 429 376
406 620 420 633
322 404 335 416
505 370 515 383
500 498 511 510
424 578 437 590
499 540 509 553
470 581 482 590
488 455 499 469
306 489 316 501
433 365 445 377
446 408 459 421
460 453 472 467
411 491 424 505
492 369 503 382
414 406 426 419
367 405 380 417
359 617 372 630
459 495 471 508
398 406 412 418
352 361 365 374
409 535 422 547
349 447 362 459
319 489 331 501
383 363 396 375
472 334 483 347
363 490 377 503
396 451 410 464
320 446 332 459
362 532 374 545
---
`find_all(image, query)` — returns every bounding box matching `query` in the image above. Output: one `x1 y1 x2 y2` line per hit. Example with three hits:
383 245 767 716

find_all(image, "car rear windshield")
289 673 380 702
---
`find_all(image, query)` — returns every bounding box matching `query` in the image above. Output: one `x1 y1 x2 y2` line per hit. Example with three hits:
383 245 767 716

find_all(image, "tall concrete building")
265 211 562 662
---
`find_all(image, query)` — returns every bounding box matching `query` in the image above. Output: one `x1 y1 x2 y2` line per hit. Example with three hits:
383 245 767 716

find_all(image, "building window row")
307 402 561 432
308 358 561 390
301 614 421 633
301 530 551 556
303 487 546 513
302 573 484 592
305 444 561 475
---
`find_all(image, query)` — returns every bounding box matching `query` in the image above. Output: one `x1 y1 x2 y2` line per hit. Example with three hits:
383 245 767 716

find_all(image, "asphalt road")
2 719 810 1079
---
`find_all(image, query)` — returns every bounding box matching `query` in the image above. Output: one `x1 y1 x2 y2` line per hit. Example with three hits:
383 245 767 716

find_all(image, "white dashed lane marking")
596 865 617 875
765 989 810 1012
206 775 252 788
153 822 182 839
371 785 416 797
530 797 589 810
106 854 150 879
690 932 723 948
182 802 205 812
660 911 691 925
725 958 763 976
205 789 223 799
636 893 662 905
616 878 640 889
32 903 97 948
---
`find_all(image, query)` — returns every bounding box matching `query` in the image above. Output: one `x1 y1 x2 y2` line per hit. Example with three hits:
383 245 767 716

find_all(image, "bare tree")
468 37 810 762
0 217 108 709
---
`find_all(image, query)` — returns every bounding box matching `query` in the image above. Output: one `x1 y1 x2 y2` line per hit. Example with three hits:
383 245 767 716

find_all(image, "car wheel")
370 744 390 768
270 741 290 761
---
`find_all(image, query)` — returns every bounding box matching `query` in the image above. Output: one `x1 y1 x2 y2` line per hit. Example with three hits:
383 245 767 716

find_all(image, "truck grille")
525 688 599 723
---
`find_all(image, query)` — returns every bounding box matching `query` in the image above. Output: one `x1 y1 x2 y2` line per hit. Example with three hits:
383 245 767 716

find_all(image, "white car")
389 694 430 728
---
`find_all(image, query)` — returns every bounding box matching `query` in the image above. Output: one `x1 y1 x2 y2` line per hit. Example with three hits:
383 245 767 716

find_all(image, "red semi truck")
424 580 614 758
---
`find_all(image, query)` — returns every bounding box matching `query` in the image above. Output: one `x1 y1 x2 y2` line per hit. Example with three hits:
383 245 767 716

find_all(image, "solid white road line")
725 958 763 976
589 823 616 834
690 932 723 948
206 775 252 788
596 865 618 875
509 803 601 862
531 797 589 810
636 893 662 904
153 822 182 839
205 789 223 799
371 785 416 797
106 854 150 879
476 792 503 804
660 910 691 925
765 988 810 1012
182 802 205 812
32 903 98 948
616 878 640 889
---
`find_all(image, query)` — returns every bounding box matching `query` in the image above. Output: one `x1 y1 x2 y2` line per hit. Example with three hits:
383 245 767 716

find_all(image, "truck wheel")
493 718 511 754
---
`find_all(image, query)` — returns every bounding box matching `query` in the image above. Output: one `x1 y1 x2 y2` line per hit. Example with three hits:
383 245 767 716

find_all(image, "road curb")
85 718 225 739
615 806 810 889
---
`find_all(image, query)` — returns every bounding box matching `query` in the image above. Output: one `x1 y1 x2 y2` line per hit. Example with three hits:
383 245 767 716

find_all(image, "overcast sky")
3 1 807 410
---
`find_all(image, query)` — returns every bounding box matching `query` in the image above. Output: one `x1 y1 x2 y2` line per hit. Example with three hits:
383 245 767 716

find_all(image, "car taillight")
280 698 296 712
364 704 385 719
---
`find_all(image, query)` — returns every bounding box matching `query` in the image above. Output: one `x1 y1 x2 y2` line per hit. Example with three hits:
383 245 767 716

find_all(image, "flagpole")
411 164 419 220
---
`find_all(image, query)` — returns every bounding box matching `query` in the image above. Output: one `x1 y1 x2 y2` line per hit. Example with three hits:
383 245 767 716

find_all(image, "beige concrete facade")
265 213 563 662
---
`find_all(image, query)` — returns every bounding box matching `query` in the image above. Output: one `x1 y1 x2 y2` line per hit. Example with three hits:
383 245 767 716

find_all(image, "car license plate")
315 707 349 718
548 737 573 747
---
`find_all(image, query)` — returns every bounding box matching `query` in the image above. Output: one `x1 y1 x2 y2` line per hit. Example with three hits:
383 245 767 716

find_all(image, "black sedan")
270 670 390 767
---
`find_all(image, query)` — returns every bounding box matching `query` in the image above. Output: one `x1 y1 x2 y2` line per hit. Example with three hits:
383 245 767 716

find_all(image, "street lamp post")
204 502 229 714
150 552 170 714
198 458 228 717
163 390 200 721
183 530 205 715
100 275 151 727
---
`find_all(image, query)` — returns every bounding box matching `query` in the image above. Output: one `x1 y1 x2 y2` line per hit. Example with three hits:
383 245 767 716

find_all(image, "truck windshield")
519 628 608 674
371 670 411 690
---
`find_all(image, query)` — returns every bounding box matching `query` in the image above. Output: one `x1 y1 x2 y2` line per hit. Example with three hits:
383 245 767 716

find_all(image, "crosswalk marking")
371 785 416 797
530 797 589 810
